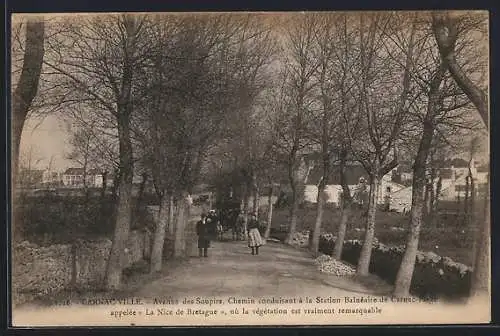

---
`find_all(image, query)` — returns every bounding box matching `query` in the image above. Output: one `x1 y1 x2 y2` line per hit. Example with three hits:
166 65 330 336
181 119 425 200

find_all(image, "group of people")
195 210 264 257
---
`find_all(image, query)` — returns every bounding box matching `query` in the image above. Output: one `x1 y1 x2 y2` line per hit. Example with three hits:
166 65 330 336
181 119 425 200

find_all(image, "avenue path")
14 233 487 326
133 237 389 301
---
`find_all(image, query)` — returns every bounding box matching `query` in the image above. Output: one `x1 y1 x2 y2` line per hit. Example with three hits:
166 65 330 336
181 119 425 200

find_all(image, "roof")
444 158 469 168
477 164 489 173
439 168 454 179
64 168 84 175
395 164 413 174
64 168 104 175
307 164 368 186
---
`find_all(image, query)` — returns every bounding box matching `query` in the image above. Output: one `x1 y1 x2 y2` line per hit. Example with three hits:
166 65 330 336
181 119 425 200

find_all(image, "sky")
19 114 72 172
14 11 490 173
18 111 490 173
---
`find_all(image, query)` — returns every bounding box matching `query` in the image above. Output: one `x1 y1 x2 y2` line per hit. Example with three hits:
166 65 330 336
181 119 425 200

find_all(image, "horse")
220 208 244 241
232 212 246 241
216 222 224 241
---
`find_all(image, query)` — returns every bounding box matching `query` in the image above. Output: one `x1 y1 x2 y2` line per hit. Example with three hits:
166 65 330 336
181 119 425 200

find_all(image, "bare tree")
394 12 482 296
43 14 152 289
432 11 489 299
432 12 488 127
307 13 360 255
11 18 45 239
345 13 417 276
274 14 320 245
135 14 276 269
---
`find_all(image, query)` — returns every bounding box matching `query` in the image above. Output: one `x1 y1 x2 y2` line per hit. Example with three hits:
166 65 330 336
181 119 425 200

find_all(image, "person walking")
247 212 264 255
196 213 211 257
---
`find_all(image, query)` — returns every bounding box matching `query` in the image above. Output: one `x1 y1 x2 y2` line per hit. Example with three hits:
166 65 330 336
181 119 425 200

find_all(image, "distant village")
17 153 489 215
15 167 154 196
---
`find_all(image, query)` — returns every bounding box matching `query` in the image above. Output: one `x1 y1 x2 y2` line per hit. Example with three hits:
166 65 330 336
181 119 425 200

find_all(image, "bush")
14 195 156 245
318 234 471 301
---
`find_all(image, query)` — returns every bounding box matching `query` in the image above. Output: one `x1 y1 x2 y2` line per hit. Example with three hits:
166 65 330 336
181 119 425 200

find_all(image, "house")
439 160 488 201
62 168 105 188
302 162 406 208
391 164 413 185
41 170 64 187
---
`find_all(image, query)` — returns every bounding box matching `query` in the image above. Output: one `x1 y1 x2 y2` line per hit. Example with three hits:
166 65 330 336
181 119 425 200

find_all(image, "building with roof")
302 162 408 209
62 168 105 188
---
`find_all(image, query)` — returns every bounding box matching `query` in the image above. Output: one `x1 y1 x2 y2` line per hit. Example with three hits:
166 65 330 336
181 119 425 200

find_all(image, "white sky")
15 12 490 172
19 114 72 171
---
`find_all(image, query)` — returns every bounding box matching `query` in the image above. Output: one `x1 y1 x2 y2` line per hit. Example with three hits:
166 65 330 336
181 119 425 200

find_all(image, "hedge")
318 233 472 301
14 195 156 245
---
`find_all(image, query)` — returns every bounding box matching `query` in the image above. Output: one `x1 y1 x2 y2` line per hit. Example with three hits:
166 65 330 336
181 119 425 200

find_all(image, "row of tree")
12 11 488 298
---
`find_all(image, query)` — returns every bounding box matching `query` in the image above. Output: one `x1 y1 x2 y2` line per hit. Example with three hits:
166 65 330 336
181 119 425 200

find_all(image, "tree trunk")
111 167 121 199
464 175 470 224
334 149 352 260
12 20 45 180
285 183 300 245
101 171 108 200
357 174 380 275
471 174 489 300
311 186 325 256
208 192 213 209
150 195 169 273
393 135 432 296
105 112 134 290
432 175 442 219
104 23 136 288
469 169 475 224
393 63 444 296
423 181 431 217
241 184 249 239
429 171 436 212
251 172 259 216
12 20 45 241
136 172 148 213
173 195 187 257
264 184 274 239
83 157 89 206
168 193 175 235
433 15 489 300
335 204 351 260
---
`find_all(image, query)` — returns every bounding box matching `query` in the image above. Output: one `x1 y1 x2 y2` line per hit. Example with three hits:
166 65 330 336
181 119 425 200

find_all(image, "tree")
11 18 45 239
17 144 43 189
308 13 359 256
432 12 488 127
136 14 276 269
394 12 483 296
393 56 448 297
274 14 320 245
432 11 489 300
345 13 416 276
44 14 151 289
66 124 97 194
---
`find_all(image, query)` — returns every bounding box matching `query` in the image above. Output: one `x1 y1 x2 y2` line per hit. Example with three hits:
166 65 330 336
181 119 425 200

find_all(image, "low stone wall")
12 229 151 306
13 241 73 304
318 233 472 300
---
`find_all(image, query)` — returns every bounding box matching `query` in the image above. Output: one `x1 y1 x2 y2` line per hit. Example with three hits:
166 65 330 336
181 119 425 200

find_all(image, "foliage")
15 195 156 245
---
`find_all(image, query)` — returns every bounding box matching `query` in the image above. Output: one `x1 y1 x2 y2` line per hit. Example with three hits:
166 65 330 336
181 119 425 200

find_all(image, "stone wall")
12 229 151 306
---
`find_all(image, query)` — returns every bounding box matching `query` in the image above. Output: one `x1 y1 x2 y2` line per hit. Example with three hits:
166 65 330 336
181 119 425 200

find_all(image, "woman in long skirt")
247 212 264 255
